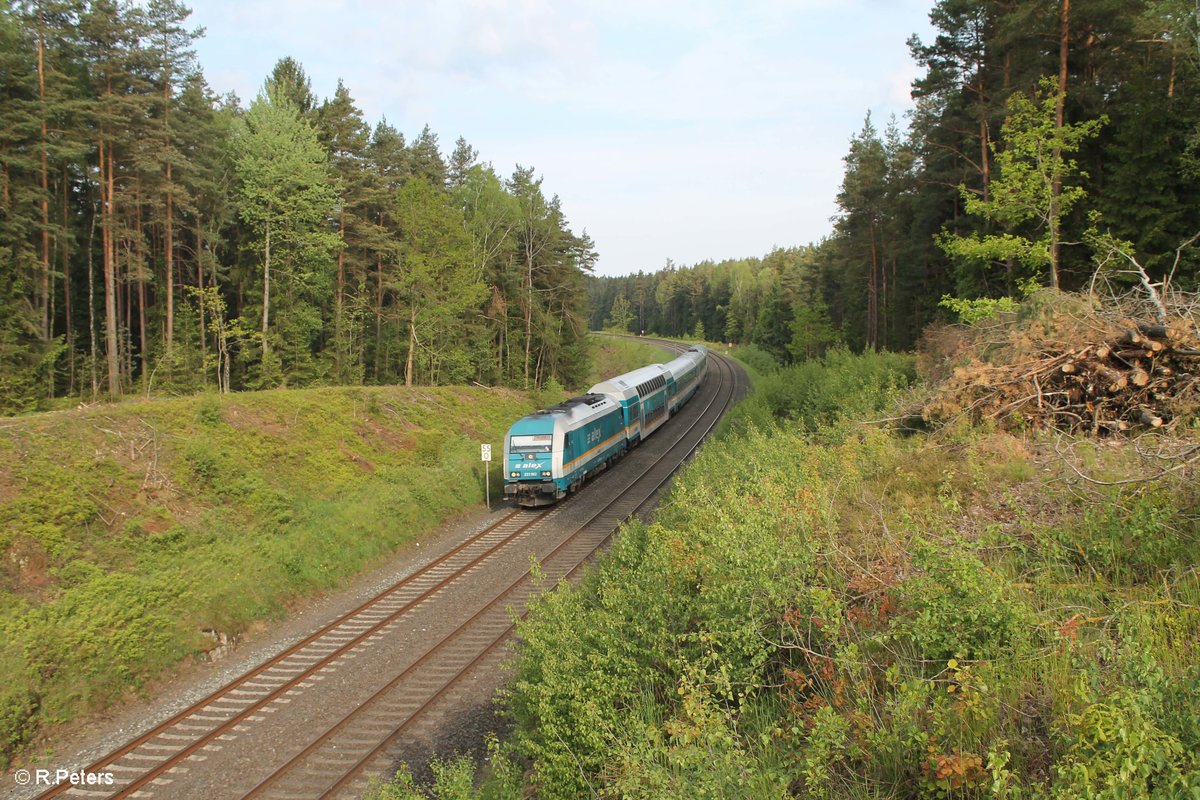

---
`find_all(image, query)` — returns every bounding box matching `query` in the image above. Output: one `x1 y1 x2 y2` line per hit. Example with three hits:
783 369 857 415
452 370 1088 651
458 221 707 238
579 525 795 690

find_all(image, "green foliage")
730 343 780 378
590 246 849 363
1053 687 1200 798
0 383 544 766
0 8 595 410
1050 632 1200 799
1037 491 1198 585
393 178 485 385
897 543 1033 663
788 302 839 361
726 348 915 432
938 295 1020 324
937 77 1107 289
232 85 339 387
605 294 635 333
365 736 523 800
938 277 1039 324
444 351 1200 799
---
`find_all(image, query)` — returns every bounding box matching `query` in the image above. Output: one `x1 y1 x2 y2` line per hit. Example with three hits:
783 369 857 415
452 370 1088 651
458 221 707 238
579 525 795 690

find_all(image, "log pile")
920 320 1200 434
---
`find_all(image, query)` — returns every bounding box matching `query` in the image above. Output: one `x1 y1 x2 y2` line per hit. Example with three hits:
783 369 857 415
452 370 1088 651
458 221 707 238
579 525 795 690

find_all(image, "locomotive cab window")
510 434 552 453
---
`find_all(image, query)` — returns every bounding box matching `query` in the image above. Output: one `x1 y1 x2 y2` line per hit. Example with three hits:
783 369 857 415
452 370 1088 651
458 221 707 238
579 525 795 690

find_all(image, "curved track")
33 343 747 800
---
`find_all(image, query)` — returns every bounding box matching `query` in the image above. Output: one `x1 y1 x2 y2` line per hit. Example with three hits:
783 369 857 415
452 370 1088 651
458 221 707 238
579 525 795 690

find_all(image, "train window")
510 434 552 453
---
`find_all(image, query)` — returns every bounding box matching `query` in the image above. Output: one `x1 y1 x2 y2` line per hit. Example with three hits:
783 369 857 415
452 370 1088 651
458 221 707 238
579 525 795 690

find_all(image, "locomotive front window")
510 434 553 453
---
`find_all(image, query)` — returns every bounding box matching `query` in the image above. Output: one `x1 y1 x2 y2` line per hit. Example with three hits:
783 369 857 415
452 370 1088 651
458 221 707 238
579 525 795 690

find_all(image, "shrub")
731 343 780 377
894 543 1033 664
726 348 915 433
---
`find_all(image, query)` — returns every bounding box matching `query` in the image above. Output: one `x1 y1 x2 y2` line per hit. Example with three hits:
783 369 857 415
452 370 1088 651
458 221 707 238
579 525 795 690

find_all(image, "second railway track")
31 343 747 800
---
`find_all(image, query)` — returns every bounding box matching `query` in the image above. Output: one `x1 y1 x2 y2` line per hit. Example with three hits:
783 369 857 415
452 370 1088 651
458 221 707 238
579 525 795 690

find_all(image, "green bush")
730 343 780 377
726 348 915 433
895 543 1033 663
1038 491 1200 584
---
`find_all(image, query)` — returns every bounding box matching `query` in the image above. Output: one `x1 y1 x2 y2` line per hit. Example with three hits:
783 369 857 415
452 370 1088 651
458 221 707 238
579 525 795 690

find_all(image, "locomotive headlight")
510 471 519 478
541 470 552 477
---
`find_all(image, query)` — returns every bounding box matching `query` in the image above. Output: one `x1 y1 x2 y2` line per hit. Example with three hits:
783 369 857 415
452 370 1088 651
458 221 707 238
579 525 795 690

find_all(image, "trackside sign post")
481 444 492 508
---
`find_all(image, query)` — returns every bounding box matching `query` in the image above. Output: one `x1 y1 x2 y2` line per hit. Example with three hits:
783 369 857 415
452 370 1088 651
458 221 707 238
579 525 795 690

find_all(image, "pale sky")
188 0 936 276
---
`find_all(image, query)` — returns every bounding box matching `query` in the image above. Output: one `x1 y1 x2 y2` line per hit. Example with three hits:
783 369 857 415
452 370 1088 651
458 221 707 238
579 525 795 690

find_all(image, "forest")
590 0 1200 365
6 0 1200 413
0 0 597 415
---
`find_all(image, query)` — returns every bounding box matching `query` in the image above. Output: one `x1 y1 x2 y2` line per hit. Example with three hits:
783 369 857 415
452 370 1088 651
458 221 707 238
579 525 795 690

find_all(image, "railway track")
32 344 746 800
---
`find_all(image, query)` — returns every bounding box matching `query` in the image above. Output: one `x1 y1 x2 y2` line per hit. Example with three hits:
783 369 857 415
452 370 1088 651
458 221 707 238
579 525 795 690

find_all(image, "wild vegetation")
590 1 1200 361
373 336 1199 799
0 1 595 415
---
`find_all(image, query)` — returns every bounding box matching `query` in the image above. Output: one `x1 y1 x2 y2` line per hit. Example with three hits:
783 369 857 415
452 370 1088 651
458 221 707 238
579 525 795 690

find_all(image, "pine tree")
143 0 202 367
408 124 446 187
266 56 315 117
81 0 154 396
0 3 50 411
834 114 889 350
447 135 478 189
317 79 372 383
364 117 407 382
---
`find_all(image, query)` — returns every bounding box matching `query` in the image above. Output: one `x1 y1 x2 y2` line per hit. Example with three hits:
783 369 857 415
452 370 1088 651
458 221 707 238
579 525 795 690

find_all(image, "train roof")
532 393 612 416
588 363 668 396
509 393 618 432
662 347 705 374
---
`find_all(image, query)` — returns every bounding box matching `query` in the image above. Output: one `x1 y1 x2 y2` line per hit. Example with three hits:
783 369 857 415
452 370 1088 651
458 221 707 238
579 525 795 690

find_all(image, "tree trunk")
261 218 271 362
405 306 416 387
62 170 73 395
336 209 345 379
523 249 533 388
88 197 98 399
38 25 51 344
196 212 206 377
1048 0 1070 289
101 136 120 397
978 81 990 203
165 169 174 359
374 251 384 381
867 220 879 351
124 240 132 386
137 189 148 380
164 79 175 362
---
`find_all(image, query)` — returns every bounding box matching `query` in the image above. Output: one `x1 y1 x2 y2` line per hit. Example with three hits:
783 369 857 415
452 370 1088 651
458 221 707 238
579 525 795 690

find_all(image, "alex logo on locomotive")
502 345 708 507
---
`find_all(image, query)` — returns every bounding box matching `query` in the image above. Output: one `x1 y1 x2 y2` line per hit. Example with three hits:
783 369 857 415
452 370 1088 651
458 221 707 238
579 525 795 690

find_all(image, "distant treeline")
591 1 1200 363
0 1 595 414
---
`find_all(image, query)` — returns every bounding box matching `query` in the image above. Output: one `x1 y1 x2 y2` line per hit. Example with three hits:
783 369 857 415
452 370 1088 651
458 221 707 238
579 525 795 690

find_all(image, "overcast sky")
188 0 936 276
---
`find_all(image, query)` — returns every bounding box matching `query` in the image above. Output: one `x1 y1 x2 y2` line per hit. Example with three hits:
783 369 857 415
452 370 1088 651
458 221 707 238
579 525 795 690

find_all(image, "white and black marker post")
481 442 492 508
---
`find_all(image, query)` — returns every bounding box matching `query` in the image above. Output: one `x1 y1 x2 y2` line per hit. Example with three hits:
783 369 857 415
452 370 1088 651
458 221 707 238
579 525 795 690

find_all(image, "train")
503 345 708 507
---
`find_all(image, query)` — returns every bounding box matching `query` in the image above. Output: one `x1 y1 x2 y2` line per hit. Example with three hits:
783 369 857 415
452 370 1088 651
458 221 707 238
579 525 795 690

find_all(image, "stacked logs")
921 321 1200 434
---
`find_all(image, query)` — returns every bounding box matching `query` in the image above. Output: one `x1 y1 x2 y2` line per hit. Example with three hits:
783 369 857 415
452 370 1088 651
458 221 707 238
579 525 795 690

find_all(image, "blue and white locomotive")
503 345 708 507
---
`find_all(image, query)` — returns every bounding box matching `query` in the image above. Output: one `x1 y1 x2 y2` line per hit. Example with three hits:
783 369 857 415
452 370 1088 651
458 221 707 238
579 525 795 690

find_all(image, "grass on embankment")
581 335 679 388
0 385 532 766
372 350 1200 800
0 336 664 768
